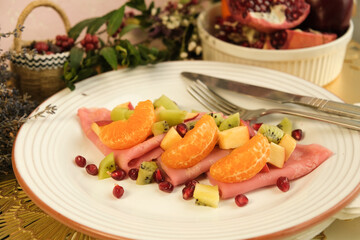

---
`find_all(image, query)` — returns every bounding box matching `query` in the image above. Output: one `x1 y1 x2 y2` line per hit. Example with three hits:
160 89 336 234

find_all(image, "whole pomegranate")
225 0 311 33
301 0 353 35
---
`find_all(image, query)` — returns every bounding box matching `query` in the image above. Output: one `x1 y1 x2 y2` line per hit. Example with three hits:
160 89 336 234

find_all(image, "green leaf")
69 47 84 69
87 17 107 35
126 0 147 11
100 47 118 70
68 18 96 40
77 68 97 81
107 6 125 36
119 24 140 37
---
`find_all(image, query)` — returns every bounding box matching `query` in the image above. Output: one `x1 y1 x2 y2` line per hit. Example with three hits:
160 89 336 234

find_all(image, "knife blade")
181 72 360 120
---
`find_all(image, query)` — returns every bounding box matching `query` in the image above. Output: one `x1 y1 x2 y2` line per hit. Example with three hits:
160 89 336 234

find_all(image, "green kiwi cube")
218 112 240 131
156 109 187 126
98 152 116 180
136 161 158 185
151 120 170 136
110 107 133 121
277 117 292 135
208 112 225 127
258 123 284 144
193 183 219 208
185 120 197 131
153 95 179 110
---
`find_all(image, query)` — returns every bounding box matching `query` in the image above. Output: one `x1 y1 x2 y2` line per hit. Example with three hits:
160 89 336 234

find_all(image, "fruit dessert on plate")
76 95 332 207
216 0 353 49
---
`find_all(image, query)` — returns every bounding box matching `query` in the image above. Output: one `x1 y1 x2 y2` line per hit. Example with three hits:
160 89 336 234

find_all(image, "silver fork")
187 80 360 131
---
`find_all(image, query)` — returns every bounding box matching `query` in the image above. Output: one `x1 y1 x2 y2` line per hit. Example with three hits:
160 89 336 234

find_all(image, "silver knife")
181 72 360 120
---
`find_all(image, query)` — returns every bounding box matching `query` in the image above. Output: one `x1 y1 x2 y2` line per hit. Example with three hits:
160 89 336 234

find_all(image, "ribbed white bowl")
197 3 354 86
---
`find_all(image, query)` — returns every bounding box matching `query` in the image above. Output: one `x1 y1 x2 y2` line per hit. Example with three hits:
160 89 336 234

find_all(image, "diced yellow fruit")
184 112 199 121
155 106 166 121
193 183 219 208
217 126 249 149
267 142 286 168
278 133 297 161
91 122 101 136
160 127 182 150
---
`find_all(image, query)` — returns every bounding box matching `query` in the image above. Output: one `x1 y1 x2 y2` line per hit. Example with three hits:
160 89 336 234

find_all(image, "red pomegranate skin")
301 0 353 35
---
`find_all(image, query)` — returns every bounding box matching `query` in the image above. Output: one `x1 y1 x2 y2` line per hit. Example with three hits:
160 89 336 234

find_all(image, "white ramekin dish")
197 3 354 86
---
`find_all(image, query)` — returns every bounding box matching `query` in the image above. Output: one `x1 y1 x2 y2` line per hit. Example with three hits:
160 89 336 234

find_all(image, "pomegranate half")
226 0 311 33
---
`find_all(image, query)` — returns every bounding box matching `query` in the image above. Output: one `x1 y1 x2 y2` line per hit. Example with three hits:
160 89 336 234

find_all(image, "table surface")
1 41 359 240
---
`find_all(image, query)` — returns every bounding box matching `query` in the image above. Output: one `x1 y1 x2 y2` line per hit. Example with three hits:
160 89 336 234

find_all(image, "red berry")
113 184 124 199
158 181 174 193
85 43 94 51
56 40 62 46
153 168 165 183
176 123 188 137
62 42 69 48
292 129 303 141
182 185 195 200
46 51 54 55
84 33 92 43
75 155 86 167
128 168 139 180
235 194 249 207
68 38 74 45
111 169 126 181
92 35 99 44
277 176 290 192
56 35 62 41
80 39 86 47
86 164 98 176
252 123 263 131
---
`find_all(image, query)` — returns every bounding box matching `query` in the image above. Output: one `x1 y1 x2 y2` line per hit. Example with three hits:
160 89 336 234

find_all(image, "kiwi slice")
136 161 158 185
110 107 134 121
218 112 240 131
258 123 284 144
153 95 179 110
185 120 197 131
151 120 170 136
277 117 292 135
208 112 225 127
98 152 116 180
193 183 219 208
156 109 187 126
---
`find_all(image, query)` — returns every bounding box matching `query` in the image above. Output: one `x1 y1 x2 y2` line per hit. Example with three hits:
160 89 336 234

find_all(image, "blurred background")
0 0 359 53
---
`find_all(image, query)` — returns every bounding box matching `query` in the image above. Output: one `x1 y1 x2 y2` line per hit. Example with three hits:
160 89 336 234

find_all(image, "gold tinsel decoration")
0 174 98 240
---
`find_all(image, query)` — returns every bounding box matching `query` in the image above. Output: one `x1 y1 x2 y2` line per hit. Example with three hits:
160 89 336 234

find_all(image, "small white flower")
188 41 197 51
195 46 202 55
182 19 189 27
161 15 169 22
178 3 183 9
180 52 188 59
169 15 176 22
151 8 157 16
192 34 198 40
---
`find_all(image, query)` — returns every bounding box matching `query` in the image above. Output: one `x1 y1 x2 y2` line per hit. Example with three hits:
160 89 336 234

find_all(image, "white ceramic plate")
13 61 360 240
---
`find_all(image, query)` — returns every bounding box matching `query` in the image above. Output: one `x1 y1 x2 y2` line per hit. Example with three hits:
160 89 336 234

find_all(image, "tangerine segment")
161 115 218 169
99 100 155 149
210 134 270 183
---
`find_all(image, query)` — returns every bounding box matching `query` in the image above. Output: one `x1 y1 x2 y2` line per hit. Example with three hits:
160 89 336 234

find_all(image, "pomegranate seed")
252 123 263 131
86 164 98 176
176 123 188 137
182 185 195 200
158 181 174 193
153 169 165 183
113 184 124 199
74 155 86 167
292 129 303 141
128 168 139 180
277 176 290 192
111 169 126 181
235 194 249 207
185 179 198 188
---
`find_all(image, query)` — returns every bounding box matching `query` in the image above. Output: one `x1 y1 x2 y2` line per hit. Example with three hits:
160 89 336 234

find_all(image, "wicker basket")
10 0 71 102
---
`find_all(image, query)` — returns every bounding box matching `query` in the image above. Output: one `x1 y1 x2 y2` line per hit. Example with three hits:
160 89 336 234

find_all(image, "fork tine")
187 82 233 115
191 82 234 114
195 80 239 112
